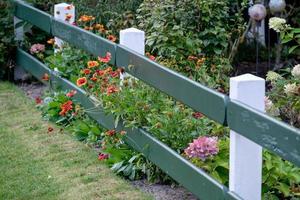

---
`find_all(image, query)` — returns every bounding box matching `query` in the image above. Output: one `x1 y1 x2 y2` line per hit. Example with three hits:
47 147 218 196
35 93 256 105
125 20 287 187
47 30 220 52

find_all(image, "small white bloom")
266 71 282 82
284 83 298 95
269 17 286 32
291 64 300 78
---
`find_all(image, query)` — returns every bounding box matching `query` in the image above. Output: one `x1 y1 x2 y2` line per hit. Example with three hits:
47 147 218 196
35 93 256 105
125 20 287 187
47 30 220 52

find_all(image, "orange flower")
106 85 119 95
65 14 72 21
76 77 87 87
59 100 73 116
94 24 104 30
90 73 98 82
98 52 111 63
82 68 91 75
87 61 99 68
78 15 95 22
104 67 112 74
66 90 77 97
42 73 49 81
47 38 55 45
107 35 117 42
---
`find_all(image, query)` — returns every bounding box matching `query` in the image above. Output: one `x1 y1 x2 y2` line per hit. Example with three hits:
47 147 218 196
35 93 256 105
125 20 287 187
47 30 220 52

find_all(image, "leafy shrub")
137 0 247 59
0 0 15 80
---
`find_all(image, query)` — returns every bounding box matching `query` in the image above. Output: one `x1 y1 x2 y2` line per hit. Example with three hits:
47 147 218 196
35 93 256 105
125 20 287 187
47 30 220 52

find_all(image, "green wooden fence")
13 0 300 199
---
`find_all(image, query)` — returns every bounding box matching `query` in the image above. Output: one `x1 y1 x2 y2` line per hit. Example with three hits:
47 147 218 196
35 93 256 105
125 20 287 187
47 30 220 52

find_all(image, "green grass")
0 82 152 200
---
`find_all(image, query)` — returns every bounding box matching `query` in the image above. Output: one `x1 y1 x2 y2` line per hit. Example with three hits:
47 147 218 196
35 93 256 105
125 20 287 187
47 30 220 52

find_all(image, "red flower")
192 112 204 119
98 153 109 160
42 73 49 81
83 68 91 75
107 35 117 42
98 52 111 63
105 130 116 136
59 100 73 116
48 126 54 133
96 70 105 76
106 85 119 95
35 97 43 104
65 14 73 21
110 71 119 78
66 90 77 97
76 77 87 87
146 52 156 61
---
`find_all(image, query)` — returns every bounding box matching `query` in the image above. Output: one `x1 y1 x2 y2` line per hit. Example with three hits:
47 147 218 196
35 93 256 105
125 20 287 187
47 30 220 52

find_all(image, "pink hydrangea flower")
30 43 45 54
184 136 219 161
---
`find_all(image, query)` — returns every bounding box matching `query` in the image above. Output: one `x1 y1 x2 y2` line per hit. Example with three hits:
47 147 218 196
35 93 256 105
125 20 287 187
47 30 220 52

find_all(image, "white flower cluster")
284 83 298 95
266 71 282 83
291 64 300 78
269 17 286 32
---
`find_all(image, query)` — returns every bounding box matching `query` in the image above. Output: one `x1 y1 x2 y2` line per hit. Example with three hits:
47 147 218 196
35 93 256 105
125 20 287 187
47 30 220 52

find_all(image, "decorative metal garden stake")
248 4 267 76
269 0 286 70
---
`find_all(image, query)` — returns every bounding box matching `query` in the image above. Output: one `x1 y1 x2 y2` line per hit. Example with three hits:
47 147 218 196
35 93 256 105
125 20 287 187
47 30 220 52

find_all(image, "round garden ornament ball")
248 4 267 21
269 0 286 13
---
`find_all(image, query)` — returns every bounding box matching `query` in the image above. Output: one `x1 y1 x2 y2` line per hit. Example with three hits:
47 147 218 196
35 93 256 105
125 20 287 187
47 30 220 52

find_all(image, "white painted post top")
230 73 265 110
120 28 145 55
54 3 75 23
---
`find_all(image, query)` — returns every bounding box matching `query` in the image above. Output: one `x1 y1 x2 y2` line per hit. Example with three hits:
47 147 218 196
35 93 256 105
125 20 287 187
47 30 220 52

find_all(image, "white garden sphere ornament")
248 4 267 21
269 0 286 13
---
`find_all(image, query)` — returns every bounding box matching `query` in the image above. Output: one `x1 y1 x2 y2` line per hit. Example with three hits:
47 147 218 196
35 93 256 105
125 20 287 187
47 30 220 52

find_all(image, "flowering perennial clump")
30 43 45 54
184 136 219 161
59 100 73 116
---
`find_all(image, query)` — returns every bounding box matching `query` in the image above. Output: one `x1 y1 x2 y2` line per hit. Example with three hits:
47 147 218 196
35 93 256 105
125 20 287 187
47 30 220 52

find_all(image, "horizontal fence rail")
116 45 228 124
16 48 241 200
14 0 52 33
13 1 300 199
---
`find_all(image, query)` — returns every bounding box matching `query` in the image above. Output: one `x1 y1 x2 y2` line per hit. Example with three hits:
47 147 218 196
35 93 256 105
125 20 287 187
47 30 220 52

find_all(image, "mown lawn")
0 82 152 200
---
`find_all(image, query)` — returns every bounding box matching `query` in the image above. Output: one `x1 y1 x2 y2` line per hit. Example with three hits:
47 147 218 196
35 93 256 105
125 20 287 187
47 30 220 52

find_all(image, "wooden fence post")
119 28 145 81
54 3 75 51
229 73 265 200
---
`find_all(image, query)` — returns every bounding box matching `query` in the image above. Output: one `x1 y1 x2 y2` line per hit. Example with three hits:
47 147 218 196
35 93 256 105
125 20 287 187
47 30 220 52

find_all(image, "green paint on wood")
227 100 300 167
14 0 52 33
116 45 228 125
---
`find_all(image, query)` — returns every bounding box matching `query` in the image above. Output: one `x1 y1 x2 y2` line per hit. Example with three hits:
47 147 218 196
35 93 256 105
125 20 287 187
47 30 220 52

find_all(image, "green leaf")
281 37 293 44
276 183 291 197
288 45 299 54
